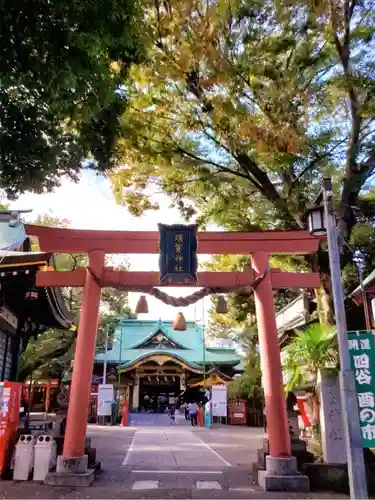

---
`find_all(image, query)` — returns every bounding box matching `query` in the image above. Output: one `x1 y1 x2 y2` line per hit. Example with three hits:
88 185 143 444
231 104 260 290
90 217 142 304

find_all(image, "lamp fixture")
306 204 326 237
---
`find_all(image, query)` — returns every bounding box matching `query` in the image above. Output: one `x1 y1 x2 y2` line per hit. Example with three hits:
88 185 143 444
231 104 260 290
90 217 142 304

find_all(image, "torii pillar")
56 250 105 478
252 251 290 456
252 251 309 491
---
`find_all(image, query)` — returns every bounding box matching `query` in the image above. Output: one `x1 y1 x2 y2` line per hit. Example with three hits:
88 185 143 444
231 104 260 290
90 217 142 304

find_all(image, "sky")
8 170 214 324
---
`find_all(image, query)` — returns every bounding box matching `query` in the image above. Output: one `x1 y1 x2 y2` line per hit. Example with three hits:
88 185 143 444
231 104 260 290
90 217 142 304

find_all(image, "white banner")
97 384 114 416
211 384 227 417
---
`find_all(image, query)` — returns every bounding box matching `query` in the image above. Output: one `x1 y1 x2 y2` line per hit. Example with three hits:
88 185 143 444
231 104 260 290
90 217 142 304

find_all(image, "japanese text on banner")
174 233 184 272
348 331 375 447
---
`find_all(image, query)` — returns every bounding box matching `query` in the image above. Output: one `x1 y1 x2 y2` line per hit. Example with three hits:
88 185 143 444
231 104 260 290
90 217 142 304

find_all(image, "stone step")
257 447 267 468
77 483 347 499
252 461 265 482
69 485 279 499
255 442 315 474
129 480 261 496
96 466 256 492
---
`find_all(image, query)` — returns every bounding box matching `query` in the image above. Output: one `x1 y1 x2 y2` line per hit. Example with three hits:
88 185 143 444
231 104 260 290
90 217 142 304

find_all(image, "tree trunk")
307 390 321 442
315 278 334 326
307 253 334 326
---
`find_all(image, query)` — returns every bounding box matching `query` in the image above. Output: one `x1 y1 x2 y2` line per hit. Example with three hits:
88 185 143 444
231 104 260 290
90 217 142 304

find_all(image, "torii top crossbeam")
25 225 321 290
25 225 319 255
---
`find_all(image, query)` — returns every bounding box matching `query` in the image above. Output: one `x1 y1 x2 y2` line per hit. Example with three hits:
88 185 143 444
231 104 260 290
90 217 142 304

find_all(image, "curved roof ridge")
45 287 74 329
128 322 189 350
117 351 203 373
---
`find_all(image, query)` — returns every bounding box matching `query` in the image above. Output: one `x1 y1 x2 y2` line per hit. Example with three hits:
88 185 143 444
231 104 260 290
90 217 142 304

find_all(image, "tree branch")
291 136 350 186
173 144 253 182
197 128 269 193
330 0 361 172
19 332 76 382
234 151 301 228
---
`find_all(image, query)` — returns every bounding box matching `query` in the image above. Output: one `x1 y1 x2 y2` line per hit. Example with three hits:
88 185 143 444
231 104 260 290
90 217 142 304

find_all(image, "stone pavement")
128 411 192 427
0 412 350 499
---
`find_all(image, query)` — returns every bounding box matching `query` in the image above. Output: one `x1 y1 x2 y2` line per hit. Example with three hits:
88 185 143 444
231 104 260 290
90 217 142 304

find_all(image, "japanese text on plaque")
348 331 375 446
174 233 184 272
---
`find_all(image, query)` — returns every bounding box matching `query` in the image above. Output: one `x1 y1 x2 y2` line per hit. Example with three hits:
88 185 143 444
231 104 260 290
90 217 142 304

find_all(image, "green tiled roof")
0 220 27 250
95 319 242 370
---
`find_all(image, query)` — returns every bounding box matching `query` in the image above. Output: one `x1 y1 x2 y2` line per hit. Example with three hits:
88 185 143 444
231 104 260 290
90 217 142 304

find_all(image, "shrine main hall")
93 318 242 411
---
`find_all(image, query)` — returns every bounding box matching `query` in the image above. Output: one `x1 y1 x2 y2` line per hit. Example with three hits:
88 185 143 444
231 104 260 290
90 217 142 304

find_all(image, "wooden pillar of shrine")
252 250 290 457
62 250 104 460
252 251 308 491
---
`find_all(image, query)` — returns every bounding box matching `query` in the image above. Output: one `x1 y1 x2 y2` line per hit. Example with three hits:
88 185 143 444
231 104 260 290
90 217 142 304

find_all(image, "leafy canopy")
111 0 375 240
1 0 146 198
108 0 375 329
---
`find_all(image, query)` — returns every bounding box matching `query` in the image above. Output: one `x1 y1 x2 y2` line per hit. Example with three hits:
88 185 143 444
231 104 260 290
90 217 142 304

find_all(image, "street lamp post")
202 297 206 387
102 327 109 385
116 326 124 421
118 326 123 385
307 178 368 500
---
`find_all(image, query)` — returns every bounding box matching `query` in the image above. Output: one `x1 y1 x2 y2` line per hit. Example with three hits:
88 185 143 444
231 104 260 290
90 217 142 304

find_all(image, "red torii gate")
25 224 320 487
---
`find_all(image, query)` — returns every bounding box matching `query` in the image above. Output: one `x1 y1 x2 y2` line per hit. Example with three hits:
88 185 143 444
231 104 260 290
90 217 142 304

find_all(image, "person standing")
189 401 198 426
144 393 150 412
184 403 190 420
263 406 267 432
169 406 176 425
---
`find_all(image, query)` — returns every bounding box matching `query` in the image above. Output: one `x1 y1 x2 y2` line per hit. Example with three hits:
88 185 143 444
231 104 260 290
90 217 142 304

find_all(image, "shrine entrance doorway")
139 377 180 413
25 223 321 490
117 351 202 412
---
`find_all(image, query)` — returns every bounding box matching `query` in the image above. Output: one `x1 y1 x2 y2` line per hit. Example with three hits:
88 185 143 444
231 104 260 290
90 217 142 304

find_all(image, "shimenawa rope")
86 267 268 308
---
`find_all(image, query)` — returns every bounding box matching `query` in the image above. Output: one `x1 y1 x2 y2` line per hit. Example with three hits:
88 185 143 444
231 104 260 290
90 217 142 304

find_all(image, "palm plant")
282 323 338 437
283 323 338 389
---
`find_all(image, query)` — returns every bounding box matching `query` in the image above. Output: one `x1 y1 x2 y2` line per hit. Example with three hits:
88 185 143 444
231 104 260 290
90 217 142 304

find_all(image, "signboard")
211 384 227 417
0 382 21 474
97 384 114 417
348 331 375 447
158 223 198 285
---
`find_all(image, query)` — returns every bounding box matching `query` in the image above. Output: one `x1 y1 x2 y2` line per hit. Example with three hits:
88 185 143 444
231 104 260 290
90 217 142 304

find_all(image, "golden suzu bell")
173 312 187 331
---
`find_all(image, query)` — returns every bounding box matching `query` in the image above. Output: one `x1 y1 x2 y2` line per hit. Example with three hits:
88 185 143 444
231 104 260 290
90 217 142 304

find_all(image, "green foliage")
109 0 375 306
206 254 302 336
112 0 372 216
227 351 262 400
222 323 262 400
33 212 71 230
350 223 375 257
1 0 147 198
19 329 76 382
282 323 338 391
96 306 136 351
206 267 263 400
205 253 304 402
